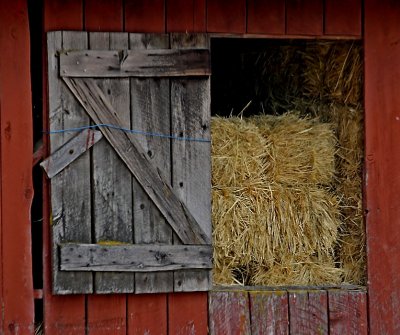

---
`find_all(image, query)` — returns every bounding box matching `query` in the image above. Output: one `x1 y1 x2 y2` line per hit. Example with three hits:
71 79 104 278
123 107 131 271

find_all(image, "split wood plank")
60 49 211 78
40 129 102 178
90 32 134 293
249 291 289 335
209 291 251 335
247 0 286 35
328 290 368 335
59 244 212 272
288 290 328 335
130 33 174 294
62 77 211 246
48 31 93 294
171 33 212 292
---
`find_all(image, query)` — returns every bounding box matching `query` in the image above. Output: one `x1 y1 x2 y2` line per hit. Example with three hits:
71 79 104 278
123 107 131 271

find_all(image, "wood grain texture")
85 0 123 31
209 291 251 335
90 32 134 293
43 2 87 332
125 0 165 33
286 0 323 36
288 291 328 335
63 77 210 245
249 291 289 335
87 295 126 335
41 129 102 178
324 0 361 36
60 49 211 78
207 0 246 33
365 1 400 333
127 294 168 334
247 0 286 35
129 33 173 294
0 0 34 332
171 33 212 292
59 244 212 271
48 31 93 294
328 291 368 335
168 292 208 335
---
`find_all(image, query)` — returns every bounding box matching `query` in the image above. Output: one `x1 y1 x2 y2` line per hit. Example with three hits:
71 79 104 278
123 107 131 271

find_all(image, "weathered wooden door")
43 31 212 294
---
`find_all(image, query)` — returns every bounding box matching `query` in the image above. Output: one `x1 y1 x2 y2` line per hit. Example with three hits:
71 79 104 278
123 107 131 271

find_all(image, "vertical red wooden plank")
43 1 86 334
207 0 246 33
328 291 367 334
324 0 361 36
288 291 328 334
167 0 194 32
0 1 35 333
247 0 286 35
286 0 323 35
249 291 289 334
365 1 400 334
85 0 123 31
168 293 208 335
127 294 167 334
124 0 165 33
87 295 126 335
44 0 83 31
193 0 207 32
209 291 251 335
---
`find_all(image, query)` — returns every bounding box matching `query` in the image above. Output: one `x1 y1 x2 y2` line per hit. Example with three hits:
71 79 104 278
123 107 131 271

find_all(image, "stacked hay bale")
212 40 365 286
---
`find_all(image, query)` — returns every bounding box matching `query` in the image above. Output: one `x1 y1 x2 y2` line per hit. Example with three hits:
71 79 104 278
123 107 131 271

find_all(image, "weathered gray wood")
59 244 212 272
60 49 211 78
130 33 174 293
171 33 212 292
48 31 93 294
62 77 211 245
90 32 134 293
41 129 102 178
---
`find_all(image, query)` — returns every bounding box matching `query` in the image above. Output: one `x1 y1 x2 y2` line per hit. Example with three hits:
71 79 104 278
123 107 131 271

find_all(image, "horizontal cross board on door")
45 31 212 294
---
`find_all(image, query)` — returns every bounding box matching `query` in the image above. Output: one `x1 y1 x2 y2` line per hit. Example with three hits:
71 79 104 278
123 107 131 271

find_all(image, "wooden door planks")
129 33 174 294
48 31 93 294
171 33 212 292
89 32 134 294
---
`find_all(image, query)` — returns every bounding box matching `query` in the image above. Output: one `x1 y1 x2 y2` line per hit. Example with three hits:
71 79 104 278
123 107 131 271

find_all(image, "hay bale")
212 114 341 286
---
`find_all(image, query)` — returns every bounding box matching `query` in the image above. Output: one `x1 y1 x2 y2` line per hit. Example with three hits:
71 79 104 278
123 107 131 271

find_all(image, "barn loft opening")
210 38 365 287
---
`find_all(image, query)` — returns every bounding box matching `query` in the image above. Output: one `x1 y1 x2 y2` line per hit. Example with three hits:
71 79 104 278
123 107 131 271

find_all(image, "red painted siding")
324 0 362 36
365 1 400 334
286 0 324 35
207 0 246 33
125 0 165 33
247 0 286 35
167 0 206 32
0 1 34 333
85 0 124 32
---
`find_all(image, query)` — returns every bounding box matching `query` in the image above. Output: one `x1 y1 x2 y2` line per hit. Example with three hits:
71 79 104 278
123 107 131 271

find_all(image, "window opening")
210 38 365 287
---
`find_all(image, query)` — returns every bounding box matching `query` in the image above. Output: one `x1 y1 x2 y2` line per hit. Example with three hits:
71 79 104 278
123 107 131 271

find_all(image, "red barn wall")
2 0 400 334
